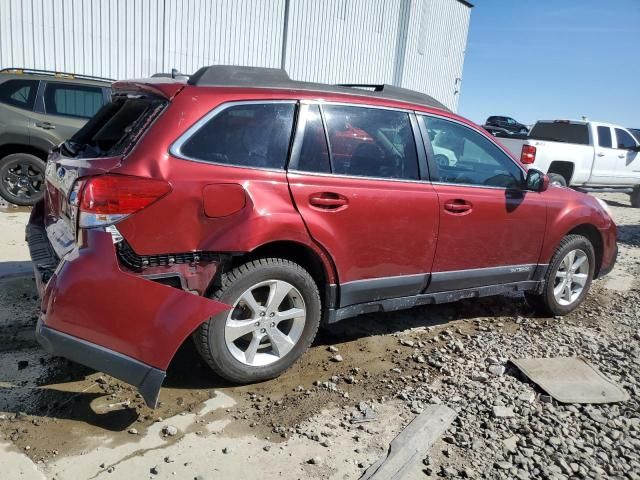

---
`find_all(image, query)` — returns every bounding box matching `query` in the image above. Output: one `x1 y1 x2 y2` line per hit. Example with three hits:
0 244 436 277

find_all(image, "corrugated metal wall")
0 0 470 110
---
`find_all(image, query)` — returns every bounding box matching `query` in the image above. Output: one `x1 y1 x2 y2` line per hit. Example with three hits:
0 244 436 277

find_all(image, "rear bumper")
27 203 230 407
36 318 165 407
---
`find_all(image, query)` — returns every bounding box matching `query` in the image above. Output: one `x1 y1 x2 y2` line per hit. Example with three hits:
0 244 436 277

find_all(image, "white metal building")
0 0 472 111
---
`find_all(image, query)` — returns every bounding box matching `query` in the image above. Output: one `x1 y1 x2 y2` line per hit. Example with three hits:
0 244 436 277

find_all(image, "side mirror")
630 145 640 152
525 169 549 192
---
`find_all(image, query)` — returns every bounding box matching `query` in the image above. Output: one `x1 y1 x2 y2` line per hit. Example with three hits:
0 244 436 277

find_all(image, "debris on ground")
361 404 456 479
512 356 630 403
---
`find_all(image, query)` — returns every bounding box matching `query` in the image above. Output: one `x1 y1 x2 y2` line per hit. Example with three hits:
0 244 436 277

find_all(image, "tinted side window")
422 116 524 188
0 79 38 110
615 129 637 149
180 103 295 169
296 105 331 173
44 83 104 118
323 105 419 180
597 126 612 148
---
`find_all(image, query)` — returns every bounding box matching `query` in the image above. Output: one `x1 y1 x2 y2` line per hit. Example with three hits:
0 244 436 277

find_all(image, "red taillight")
77 175 171 228
521 144 536 164
80 175 171 214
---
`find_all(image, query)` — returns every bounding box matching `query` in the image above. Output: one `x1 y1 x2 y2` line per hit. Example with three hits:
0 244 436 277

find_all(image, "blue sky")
458 0 640 128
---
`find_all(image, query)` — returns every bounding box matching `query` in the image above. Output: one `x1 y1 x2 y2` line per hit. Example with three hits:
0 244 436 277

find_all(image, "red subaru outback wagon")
27 66 617 407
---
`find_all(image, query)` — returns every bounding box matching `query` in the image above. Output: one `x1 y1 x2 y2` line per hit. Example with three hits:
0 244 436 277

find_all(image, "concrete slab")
0 441 45 480
512 357 629 404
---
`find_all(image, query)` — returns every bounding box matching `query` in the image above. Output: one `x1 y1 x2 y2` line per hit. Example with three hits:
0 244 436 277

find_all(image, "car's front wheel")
194 258 321 383
526 234 595 316
0 153 46 206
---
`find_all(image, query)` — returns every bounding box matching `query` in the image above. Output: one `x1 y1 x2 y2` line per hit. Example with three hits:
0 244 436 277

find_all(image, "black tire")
547 173 567 187
0 153 46 206
193 258 321 383
525 234 595 316
631 186 640 208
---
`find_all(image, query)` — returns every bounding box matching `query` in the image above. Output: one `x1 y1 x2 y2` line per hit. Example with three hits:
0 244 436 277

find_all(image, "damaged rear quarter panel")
43 230 230 370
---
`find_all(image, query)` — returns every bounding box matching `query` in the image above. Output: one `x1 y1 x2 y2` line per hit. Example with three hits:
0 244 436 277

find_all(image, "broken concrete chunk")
488 365 506 376
492 406 515 418
471 373 488 382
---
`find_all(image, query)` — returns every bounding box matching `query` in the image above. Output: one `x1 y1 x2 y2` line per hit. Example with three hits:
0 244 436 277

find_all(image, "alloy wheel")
553 249 589 306
1 158 45 204
224 279 306 367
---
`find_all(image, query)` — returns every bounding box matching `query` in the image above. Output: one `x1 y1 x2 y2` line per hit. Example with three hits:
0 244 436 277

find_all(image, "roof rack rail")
0 67 114 82
188 65 290 87
336 83 449 110
187 65 449 112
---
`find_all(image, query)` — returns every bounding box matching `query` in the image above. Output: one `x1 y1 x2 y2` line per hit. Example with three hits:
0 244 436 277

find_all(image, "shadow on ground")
617 224 640 247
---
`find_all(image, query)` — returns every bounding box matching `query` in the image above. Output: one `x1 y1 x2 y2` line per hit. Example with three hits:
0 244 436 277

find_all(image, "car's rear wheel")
0 153 46 206
525 234 595 316
630 186 640 208
194 258 321 383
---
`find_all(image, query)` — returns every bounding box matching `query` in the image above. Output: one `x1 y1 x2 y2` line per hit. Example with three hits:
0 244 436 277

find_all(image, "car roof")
0 68 113 86
185 65 451 112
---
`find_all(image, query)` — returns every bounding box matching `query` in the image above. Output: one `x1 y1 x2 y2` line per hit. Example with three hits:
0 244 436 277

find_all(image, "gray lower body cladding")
326 264 548 324
35 318 165 408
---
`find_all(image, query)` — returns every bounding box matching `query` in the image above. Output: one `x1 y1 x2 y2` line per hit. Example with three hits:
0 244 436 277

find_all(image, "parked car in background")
498 120 640 207
483 125 529 140
484 115 529 134
28 66 617 407
0 68 112 205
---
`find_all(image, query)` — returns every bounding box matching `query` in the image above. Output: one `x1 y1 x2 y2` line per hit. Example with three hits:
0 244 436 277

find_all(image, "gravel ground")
0 192 638 479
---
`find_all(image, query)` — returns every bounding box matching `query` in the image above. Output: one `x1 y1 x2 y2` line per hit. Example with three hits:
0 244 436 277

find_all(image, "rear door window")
178 102 296 170
44 82 105 118
323 105 419 180
614 128 637 149
597 126 613 148
0 79 38 110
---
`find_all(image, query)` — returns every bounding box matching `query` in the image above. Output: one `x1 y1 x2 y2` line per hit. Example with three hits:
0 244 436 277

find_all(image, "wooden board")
361 404 457 480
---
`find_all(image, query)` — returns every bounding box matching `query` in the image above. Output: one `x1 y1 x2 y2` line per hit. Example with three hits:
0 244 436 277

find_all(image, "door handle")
596 152 605 157
309 192 348 210
618 154 626 158
36 122 55 130
444 199 472 214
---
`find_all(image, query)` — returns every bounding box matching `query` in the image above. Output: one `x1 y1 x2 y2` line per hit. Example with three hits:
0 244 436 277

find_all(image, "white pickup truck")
498 120 640 207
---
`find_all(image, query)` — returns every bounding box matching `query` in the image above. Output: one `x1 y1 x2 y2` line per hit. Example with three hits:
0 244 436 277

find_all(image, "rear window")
0 79 38 110
63 93 167 158
529 122 590 145
44 82 104 119
177 103 296 169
